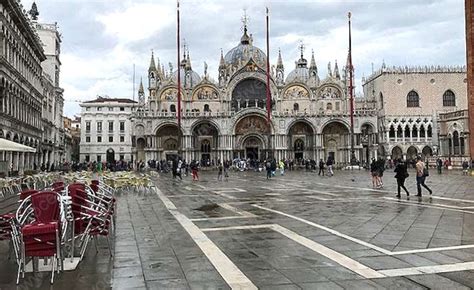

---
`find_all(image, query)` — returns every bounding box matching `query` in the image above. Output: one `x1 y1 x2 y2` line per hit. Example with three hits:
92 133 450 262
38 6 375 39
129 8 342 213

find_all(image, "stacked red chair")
17 191 62 284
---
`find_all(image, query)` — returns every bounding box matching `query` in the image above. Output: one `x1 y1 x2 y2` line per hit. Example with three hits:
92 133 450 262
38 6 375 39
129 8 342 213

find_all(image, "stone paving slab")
2 169 474 289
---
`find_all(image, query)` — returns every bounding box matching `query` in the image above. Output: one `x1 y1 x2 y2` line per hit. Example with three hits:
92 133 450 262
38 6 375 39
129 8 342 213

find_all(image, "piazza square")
0 0 474 289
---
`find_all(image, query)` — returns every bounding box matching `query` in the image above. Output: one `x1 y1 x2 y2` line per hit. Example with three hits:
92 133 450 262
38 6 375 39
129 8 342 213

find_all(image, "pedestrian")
318 159 325 176
265 159 272 179
462 160 469 175
415 156 432 197
279 159 285 176
271 159 277 177
190 160 198 181
217 162 223 181
376 158 385 188
437 158 443 174
394 158 410 198
370 159 378 188
326 157 333 176
224 160 229 181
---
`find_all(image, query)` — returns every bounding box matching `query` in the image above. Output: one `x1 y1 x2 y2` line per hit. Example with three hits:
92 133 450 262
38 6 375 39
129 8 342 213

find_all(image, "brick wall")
467 0 474 159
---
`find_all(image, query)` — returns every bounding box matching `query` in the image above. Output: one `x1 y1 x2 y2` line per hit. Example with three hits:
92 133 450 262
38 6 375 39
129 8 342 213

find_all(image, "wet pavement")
1 169 474 289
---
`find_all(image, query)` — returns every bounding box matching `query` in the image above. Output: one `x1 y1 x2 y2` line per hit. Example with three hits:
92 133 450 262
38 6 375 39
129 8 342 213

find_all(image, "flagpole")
177 0 182 130
265 7 272 159
348 12 356 165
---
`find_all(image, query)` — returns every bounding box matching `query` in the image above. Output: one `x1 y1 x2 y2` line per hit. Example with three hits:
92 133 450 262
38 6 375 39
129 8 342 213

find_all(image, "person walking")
326 157 334 177
370 159 378 188
318 159 325 176
217 162 223 181
394 159 410 198
265 159 272 179
279 159 285 176
437 158 443 174
462 160 469 175
415 156 432 197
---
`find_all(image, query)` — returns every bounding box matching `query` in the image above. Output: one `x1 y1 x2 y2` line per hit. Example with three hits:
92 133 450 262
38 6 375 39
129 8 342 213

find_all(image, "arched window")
293 103 299 111
443 90 456 107
389 125 395 138
170 104 176 112
379 92 384 109
396 125 402 138
326 103 333 110
419 125 426 138
404 125 410 138
427 125 432 138
453 131 460 155
407 90 419 107
203 104 210 112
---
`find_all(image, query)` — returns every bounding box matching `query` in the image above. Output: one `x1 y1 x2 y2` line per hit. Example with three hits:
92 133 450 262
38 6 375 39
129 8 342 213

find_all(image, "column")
374 148 378 160
386 130 389 143
409 127 413 143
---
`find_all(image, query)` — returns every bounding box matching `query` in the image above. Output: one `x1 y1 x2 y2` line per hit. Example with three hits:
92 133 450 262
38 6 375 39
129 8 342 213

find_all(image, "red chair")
17 191 61 284
51 181 64 189
19 189 39 201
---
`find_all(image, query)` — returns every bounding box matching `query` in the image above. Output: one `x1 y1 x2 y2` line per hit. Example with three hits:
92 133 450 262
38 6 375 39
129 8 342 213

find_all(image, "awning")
0 138 36 153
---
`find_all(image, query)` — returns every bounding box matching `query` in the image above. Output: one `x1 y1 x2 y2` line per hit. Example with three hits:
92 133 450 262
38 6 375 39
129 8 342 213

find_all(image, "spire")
156 57 161 72
277 48 283 68
185 51 192 70
148 50 156 72
310 50 316 68
296 42 308 68
328 61 333 77
240 9 251 45
334 60 340 79
219 48 225 68
29 2 39 21
138 78 144 94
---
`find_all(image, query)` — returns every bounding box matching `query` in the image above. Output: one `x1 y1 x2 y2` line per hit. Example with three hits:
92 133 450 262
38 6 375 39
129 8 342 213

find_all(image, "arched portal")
243 135 264 160
192 122 219 164
407 146 418 162
422 146 433 158
156 124 182 160
234 115 270 160
391 146 403 160
322 121 350 164
288 121 314 160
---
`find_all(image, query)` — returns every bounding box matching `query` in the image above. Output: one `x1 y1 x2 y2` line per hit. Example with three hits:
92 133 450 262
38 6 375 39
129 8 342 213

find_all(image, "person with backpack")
279 159 285 176
394 158 410 198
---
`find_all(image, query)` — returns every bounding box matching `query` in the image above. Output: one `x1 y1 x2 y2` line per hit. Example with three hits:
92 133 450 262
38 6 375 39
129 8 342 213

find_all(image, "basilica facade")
130 25 378 165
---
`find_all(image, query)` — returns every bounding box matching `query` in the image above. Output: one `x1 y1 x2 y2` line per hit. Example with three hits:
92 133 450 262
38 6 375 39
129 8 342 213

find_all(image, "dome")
286 67 309 83
172 68 201 88
224 27 266 67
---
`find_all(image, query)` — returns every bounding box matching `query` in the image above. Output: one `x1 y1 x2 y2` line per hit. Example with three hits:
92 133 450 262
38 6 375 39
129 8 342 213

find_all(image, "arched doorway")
156 124 182 160
106 148 115 164
391 146 403 160
322 121 350 164
192 122 219 164
422 146 433 158
136 138 146 162
407 146 418 162
234 115 270 160
243 136 263 160
288 121 314 160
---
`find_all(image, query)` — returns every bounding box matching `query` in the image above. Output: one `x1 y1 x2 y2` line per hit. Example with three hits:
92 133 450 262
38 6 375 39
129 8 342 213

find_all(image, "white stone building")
362 65 468 163
129 23 378 166
79 97 137 163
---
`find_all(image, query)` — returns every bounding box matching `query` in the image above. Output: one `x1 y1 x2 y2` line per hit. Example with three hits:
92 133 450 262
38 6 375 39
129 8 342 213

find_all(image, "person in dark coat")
394 159 410 198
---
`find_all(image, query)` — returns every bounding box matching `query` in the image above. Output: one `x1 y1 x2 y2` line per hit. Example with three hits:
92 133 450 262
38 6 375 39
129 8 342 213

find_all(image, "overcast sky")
24 0 466 117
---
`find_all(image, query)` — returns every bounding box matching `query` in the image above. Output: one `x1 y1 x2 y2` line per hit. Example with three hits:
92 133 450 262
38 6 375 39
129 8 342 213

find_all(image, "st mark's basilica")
130 21 379 165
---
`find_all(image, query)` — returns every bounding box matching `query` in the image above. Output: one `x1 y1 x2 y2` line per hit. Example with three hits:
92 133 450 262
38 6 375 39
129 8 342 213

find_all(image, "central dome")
224 27 266 67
